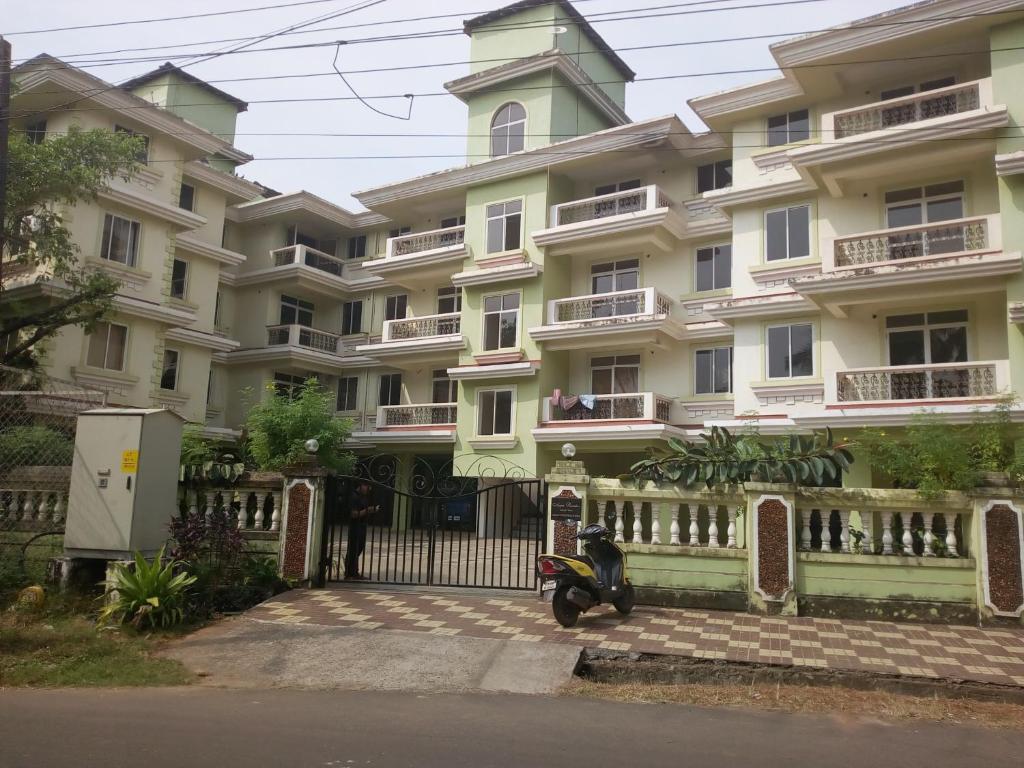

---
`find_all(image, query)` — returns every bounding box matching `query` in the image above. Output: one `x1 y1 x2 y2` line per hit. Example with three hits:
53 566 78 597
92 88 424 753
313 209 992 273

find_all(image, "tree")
630 426 854 488
1 125 145 366
245 378 355 474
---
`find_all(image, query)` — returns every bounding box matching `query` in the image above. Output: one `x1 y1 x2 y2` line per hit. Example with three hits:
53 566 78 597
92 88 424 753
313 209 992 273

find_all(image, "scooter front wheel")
612 583 635 615
552 584 581 628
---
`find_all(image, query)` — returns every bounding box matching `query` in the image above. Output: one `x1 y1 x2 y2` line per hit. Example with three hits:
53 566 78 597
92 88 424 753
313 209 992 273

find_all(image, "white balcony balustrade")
266 324 342 354
0 488 68 526
543 392 672 423
796 504 967 558
830 79 985 139
179 487 283 533
382 312 461 342
386 225 466 259
271 244 346 277
548 287 672 325
836 360 1007 403
378 403 457 428
550 184 672 228
832 216 993 268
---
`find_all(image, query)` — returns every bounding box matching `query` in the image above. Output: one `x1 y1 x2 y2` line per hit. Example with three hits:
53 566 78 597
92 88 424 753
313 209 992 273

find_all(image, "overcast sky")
9 0 911 210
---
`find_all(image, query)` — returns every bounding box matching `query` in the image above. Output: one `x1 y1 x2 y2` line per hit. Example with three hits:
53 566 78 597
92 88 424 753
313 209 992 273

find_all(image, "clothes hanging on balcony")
557 394 595 420
579 394 596 410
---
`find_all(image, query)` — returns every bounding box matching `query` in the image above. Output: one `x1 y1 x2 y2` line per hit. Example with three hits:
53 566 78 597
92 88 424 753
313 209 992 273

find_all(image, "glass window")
378 373 402 406
884 181 965 258
214 291 222 327
337 376 359 411
594 179 643 196
483 293 520 351
695 347 733 395
695 245 731 291
388 226 411 240
485 200 522 254
346 235 367 260
765 205 810 261
25 120 47 145
385 294 408 322
100 214 141 266
478 389 514 435
273 372 307 400
86 322 128 371
178 183 195 212
280 295 314 327
590 259 639 294
432 369 457 404
440 215 466 228
490 102 526 158
207 369 215 405
114 125 150 164
886 310 968 366
590 354 641 395
767 323 814 379
341 300 363 335
696 160 733 194
170 259 188 300
160 349 179 391
766 109 809 147
437 286 462 315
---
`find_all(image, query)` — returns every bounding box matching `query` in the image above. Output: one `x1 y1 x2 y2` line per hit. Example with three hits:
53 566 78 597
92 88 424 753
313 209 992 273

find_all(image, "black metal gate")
319 459 546 590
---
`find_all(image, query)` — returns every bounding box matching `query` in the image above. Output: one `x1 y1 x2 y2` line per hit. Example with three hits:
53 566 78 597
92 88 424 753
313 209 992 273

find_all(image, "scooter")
536 523 635 628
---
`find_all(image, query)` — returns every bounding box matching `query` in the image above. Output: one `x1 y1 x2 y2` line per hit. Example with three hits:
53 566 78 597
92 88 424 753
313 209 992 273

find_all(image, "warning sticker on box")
121 449 139 473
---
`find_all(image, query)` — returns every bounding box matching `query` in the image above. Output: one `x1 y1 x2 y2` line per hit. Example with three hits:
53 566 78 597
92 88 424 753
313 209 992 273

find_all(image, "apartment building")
6 0 1024 487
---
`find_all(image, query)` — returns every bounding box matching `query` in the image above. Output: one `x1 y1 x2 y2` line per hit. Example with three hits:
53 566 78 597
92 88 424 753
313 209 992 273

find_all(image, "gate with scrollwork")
319 456 546 590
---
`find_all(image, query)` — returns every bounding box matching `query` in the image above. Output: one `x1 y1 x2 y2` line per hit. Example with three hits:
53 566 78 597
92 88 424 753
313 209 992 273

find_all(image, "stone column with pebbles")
745 483 798 616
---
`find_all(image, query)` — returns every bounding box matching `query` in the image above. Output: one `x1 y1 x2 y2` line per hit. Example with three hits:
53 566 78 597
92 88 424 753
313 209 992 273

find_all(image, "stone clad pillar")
976 497 1024 624
279 464 329 583
745 483 798 616
544 459 589 557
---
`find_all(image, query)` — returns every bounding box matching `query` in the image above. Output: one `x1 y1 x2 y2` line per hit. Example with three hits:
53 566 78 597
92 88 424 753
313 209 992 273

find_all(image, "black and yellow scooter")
537 523 635 627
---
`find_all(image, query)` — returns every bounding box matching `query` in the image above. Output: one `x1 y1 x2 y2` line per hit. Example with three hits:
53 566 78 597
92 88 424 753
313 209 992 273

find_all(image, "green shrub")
98 547 196 630
240 555 286 593
0 425 74 466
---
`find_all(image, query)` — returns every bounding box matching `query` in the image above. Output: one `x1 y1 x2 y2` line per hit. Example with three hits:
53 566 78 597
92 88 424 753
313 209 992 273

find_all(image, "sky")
7 0 913 210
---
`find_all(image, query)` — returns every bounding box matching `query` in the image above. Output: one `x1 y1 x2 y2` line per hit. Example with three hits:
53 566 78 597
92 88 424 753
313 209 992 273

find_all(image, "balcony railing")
543 392 673 422
833 215 992 268
550 184 671 228
271 244 345 277
831 79 985 139
548 287 672 325
836 361 1006 402
382 312 461 342
378 403 457 427
266 324 341 354
386 225 466 259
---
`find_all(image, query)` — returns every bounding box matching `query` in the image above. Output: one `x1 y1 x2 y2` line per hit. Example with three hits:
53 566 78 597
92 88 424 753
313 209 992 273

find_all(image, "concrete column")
974 496 1024 625
543 459 589 556
279 464 328 583
745 483 798 616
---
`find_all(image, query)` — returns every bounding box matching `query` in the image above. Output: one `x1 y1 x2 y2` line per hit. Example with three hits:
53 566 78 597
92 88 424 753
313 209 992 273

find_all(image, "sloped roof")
120 62 248 112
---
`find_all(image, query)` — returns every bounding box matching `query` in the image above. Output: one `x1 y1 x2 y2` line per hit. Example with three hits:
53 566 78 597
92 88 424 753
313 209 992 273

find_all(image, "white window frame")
696 159 732 194
179 182 196 212
346 235 367 260
481 291 521 352
694 244 732 292
476 387 516 437
273 372 307 400
336 375 359 412
884 180 965 228
377 372 403 407
589 354 642 395
280 294 314 327
694 346 733 395
432 369 458 404
885 310 969 366
100 213 141 267
384 294 408 322
490 102 526 158
160 348 180 391
485 199 523 255
86 321 129 372
590 258 639 295
765 322 815 380
114 124 150 164
437 286 462 315
766 108 810 147
764 204 812 262
341 299 363 335
170 258 189 300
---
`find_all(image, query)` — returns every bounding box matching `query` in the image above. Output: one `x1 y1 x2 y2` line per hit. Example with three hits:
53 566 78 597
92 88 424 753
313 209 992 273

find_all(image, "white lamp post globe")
561 443 576 459
304 438 320 454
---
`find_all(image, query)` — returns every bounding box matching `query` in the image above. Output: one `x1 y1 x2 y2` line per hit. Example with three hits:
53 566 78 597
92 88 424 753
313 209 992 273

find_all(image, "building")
6 0 1024 487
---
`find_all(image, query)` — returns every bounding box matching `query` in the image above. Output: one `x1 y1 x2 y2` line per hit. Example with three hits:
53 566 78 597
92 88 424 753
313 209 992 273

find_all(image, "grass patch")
0 600 193 688
566 679 1024 730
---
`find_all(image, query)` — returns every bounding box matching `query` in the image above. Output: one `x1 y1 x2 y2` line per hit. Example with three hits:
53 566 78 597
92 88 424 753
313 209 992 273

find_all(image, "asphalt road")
2 687 1022 768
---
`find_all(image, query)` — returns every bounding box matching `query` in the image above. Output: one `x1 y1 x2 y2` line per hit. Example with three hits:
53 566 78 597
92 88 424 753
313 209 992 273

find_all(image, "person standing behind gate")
346 481 377 580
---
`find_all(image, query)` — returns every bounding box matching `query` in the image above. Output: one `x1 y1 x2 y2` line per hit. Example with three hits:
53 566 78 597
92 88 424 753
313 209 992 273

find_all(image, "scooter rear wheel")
552 584 581 628
612 584 635 615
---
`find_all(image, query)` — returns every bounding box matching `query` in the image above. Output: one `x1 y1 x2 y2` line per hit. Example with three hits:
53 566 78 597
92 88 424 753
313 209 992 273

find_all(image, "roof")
464 0 635 82
120 62 248 112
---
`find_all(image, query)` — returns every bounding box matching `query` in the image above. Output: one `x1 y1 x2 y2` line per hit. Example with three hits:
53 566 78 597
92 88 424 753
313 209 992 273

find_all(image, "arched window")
490 102 526 158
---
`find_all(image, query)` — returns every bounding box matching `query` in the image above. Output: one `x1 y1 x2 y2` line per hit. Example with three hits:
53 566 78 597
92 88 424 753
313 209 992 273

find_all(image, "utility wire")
330 42 414 119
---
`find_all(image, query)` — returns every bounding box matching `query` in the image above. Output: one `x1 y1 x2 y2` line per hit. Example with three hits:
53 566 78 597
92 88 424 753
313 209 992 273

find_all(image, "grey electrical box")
64 408 184 559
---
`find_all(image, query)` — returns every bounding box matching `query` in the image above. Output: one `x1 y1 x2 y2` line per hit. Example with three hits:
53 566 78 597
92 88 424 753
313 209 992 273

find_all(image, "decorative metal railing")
270 244 346 277
382 312 461 342
836 361 1003 402
544 392 672 422
833 216 990 267
832 80 983 139
387 225 466 258
266 324 341 354
551 184 672 227
549 287 673 324
378 403 458 427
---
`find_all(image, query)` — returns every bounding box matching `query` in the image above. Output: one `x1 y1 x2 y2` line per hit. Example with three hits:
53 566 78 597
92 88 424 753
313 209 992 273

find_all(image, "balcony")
266 324 343 354
355 312 465 365
836 361 1009 404
234 244 382 296
535 392 681 445
361 225 469 288
350 403 458 445
531 184 685 255
528 287 685 350
272 244 345 276
222 324 373 372
831 215 996 270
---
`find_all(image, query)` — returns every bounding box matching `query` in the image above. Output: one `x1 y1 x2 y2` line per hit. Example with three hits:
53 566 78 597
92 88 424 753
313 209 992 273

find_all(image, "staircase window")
490 102 526 157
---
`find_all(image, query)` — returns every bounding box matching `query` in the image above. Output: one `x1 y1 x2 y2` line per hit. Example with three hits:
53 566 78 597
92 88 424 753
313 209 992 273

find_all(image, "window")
765 205 811 262
696 160 732 194
318 239 338 257
767 323 814 379
482 293 520 351
388 226 411 239
880 77 956 126
100 213 141 266
695 245 732 292
346 235 367 260
591 354 640 395
385 294 408 322
114 125 150 164
478 389 514 435
337 376 359 411
485 200 522 254
207 369 215 404
178 183 195 212
886 310 969 398
25 120 46 145
341 300 363 335
280 295 314 327
273 372 307 400
440 215 466 228
214 291 223 327
695 347 733 395
437 286 462 315
160 349 180 391
378 373 402 406
884 181 965 258
432 369 457 404
766 109 809 147
490 102 526 157
170 258 188 300
594 179 642 196
86 322 128 371
590 259 639 294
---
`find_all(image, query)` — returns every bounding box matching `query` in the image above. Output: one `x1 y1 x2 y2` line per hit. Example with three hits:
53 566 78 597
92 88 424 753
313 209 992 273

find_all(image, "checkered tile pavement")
250 587 1024 688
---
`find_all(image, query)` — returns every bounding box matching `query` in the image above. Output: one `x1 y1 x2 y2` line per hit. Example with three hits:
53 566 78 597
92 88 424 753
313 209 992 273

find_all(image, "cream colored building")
7 0 1024 487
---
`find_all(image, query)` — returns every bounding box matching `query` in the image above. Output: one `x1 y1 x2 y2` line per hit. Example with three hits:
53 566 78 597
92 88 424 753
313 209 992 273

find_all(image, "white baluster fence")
0 488 69 527
178 479 284 534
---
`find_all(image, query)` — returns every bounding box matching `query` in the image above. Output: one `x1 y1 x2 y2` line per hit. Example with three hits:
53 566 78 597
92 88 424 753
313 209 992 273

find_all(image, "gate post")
279 462 329 584
974 495 1024 625
744 483 798 616
544 458 589 557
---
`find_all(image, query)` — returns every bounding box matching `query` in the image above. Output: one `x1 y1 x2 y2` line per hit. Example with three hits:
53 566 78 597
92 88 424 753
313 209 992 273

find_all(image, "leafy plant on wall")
178 427 247 486
629 426 854 488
